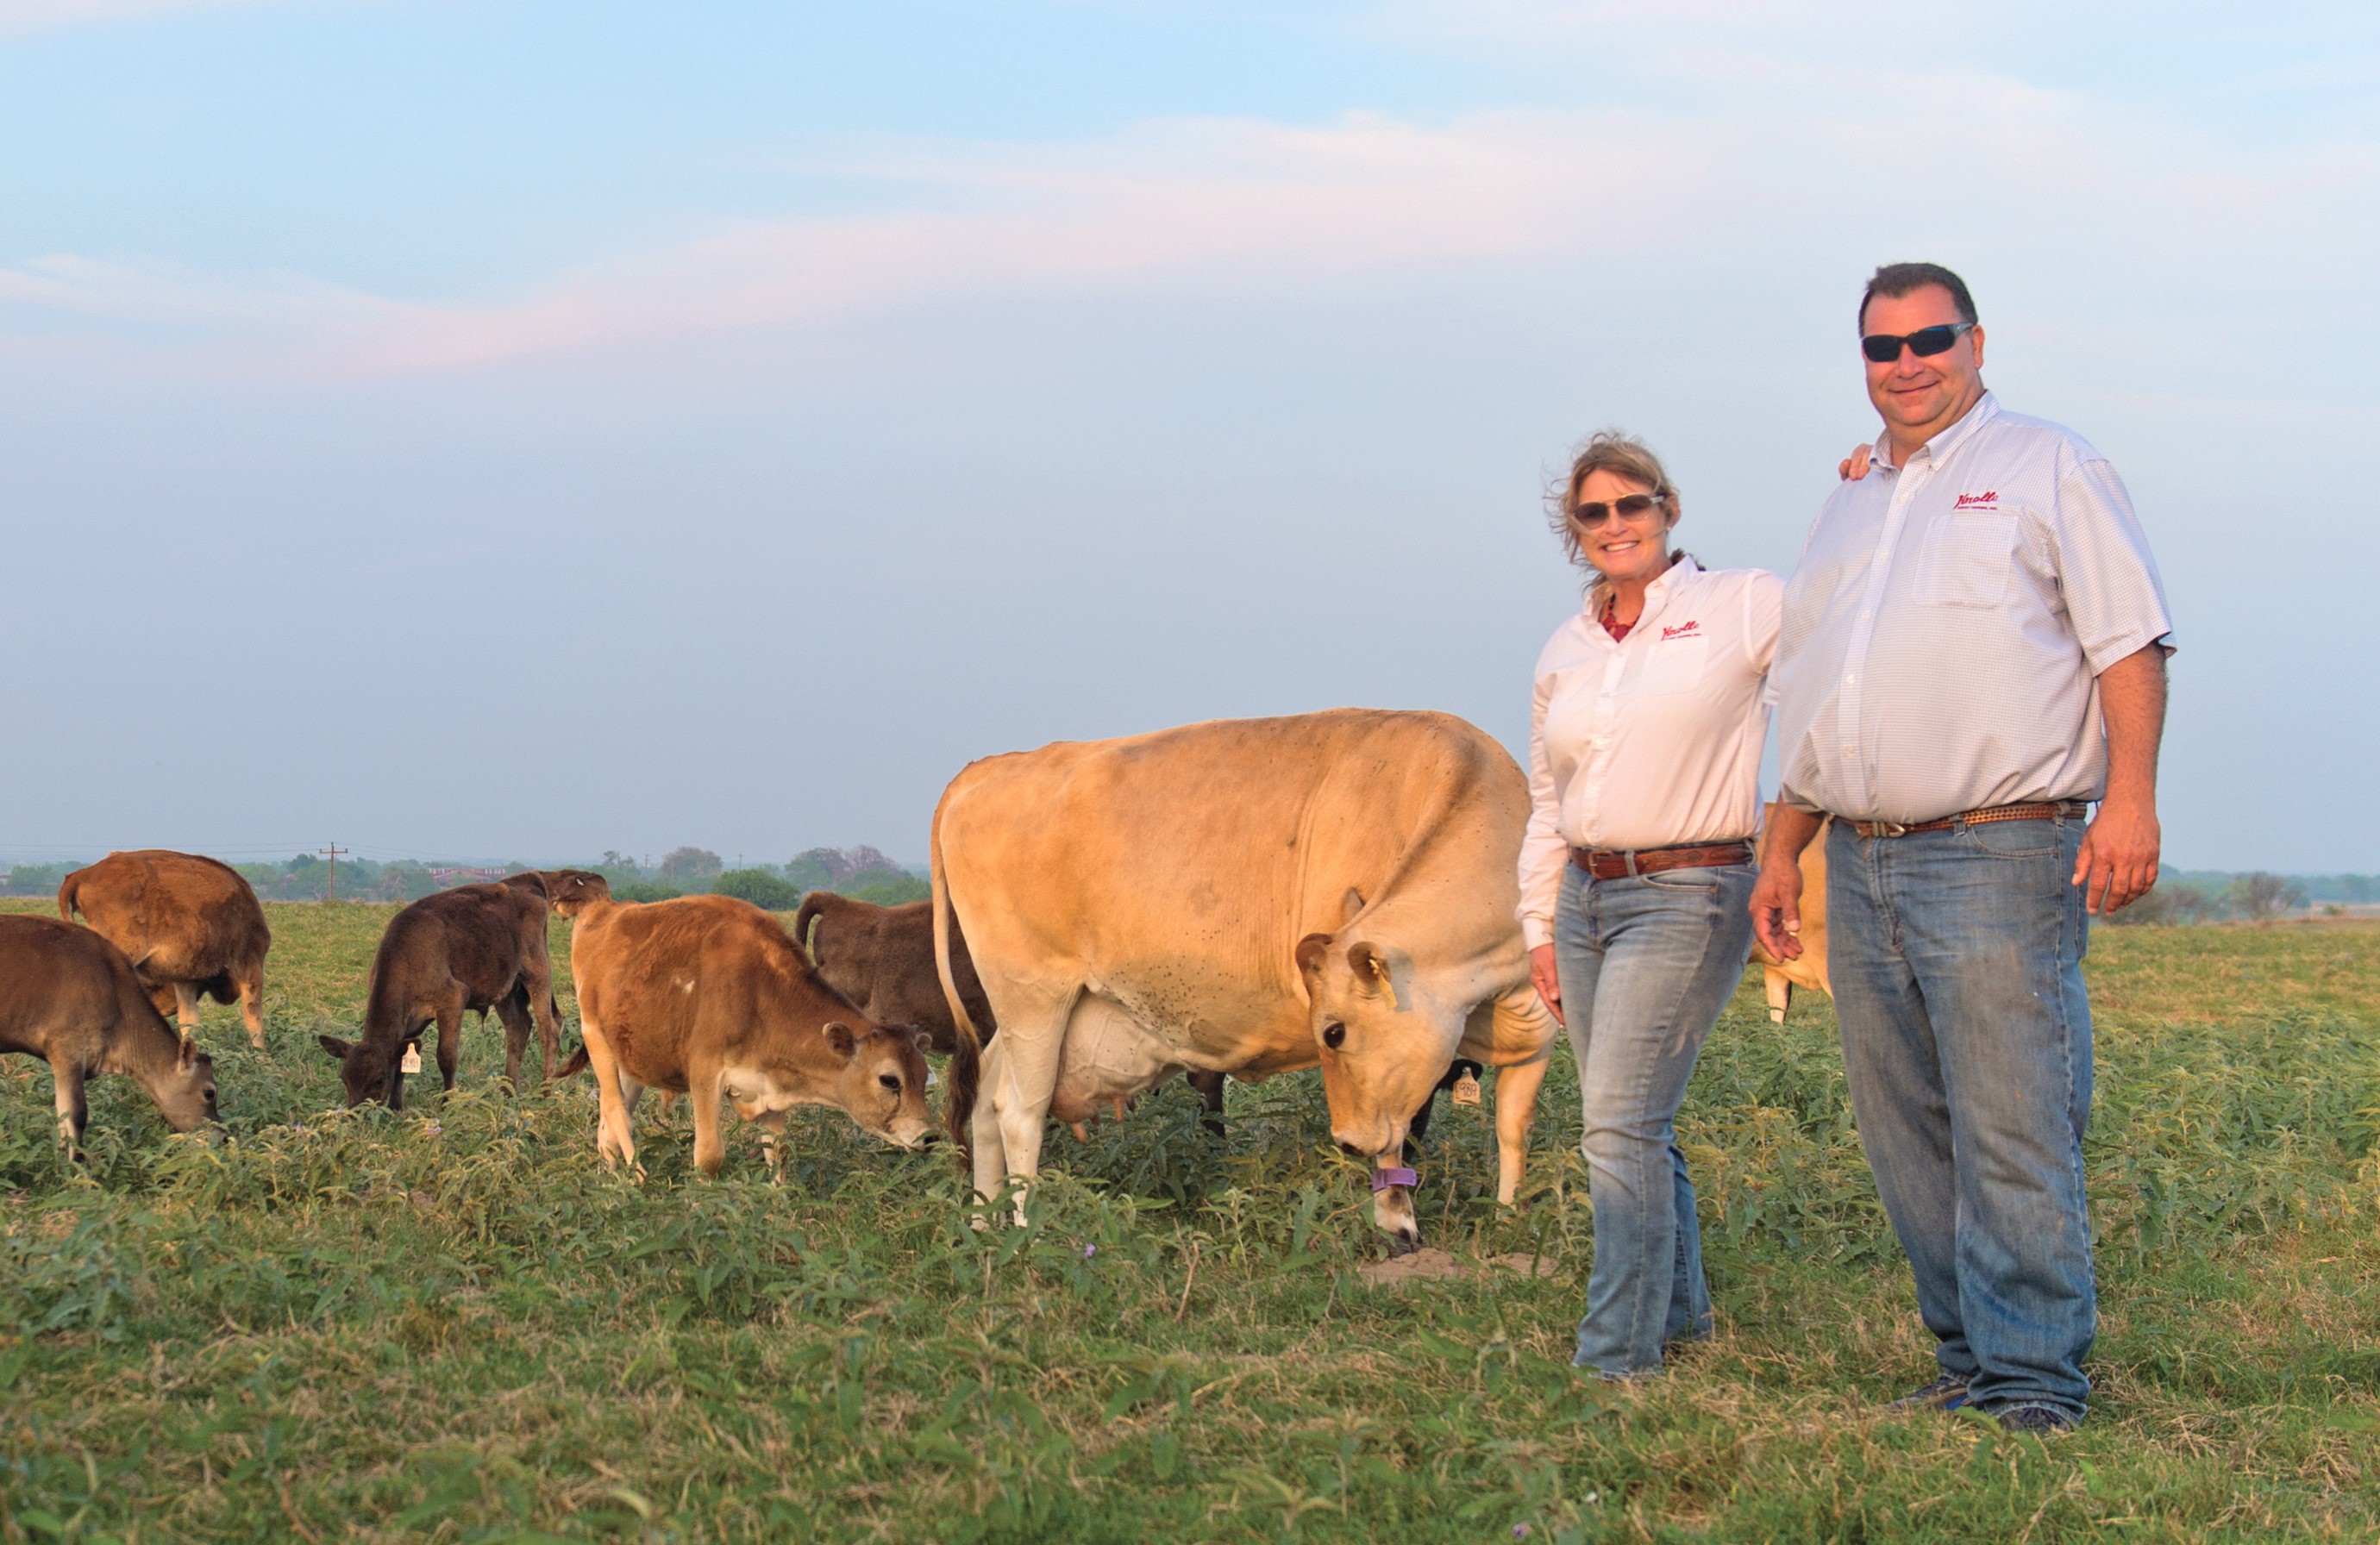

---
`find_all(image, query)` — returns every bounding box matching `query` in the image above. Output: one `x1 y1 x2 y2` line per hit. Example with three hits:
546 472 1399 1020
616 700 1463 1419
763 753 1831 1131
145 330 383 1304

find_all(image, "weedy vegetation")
2 899 2376 1542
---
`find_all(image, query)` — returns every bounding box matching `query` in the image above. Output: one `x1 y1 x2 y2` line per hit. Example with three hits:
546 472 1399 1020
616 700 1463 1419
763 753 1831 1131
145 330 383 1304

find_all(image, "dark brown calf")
0 915 218 1156
317 879 561 1105
59 849 271 1048
792 889 1229 1135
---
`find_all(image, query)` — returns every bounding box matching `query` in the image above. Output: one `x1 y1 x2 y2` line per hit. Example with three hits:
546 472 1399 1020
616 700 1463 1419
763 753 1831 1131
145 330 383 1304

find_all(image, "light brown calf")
1750 807 1832 1022
59 850 271 1048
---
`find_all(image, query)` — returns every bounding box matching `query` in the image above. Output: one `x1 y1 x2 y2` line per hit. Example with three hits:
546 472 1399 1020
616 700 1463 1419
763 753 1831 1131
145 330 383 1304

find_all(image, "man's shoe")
1884 1374 1970 1413
1995 1404 2076 1436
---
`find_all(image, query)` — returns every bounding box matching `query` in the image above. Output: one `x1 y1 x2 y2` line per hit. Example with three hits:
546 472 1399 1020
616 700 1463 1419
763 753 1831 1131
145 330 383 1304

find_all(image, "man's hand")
1751 805 1826 960
2076 643 2169 915
1838 443 1875 481
1528 942 1563 1026
2074 795 2159 914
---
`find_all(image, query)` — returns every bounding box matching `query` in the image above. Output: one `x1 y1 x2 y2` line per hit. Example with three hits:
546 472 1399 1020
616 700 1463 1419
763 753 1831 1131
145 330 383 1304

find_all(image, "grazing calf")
793 889 1230 1137
564 891 932 1179
59 849 271 1048
316 879 561 1106
0 915 218 1157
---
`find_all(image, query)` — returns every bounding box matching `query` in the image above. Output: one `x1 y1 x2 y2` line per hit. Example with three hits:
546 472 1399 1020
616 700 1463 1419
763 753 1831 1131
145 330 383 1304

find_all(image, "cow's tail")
55 868 85 922
931 798 980 1161
557 1044 590 1079
790 892 827 965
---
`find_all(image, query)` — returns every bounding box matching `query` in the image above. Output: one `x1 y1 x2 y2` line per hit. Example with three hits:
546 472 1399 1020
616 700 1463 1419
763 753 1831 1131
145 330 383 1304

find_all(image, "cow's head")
827 1022 936 1148
146 1034 220 1132
317 1034 406 1108
544 870 614 917
1297 931 1469 1163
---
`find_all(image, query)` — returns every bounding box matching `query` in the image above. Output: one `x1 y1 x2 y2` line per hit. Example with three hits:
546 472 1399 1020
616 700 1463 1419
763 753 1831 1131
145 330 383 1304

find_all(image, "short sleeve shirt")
1773 393 2176 824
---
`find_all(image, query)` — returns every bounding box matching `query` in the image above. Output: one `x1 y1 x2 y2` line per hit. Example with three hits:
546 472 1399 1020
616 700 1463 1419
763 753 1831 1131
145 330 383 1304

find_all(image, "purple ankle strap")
1370 1167 1419 1192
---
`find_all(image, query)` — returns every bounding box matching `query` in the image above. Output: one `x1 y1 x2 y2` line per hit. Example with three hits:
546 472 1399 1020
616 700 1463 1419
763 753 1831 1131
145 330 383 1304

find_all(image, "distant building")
431 866 509 887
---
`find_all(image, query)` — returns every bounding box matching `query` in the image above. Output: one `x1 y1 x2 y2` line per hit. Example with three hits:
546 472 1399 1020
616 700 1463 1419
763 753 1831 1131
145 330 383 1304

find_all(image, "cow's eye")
1322 1023 1346 1050
879 1073 901 1092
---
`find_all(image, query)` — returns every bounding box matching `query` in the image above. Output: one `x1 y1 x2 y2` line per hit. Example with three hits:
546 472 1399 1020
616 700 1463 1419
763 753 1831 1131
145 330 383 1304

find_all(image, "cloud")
4 53 2374 382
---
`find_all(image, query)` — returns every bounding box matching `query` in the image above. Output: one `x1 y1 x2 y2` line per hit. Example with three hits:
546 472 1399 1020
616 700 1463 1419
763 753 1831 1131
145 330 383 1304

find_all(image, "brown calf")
1749 807 1833 1023
1 915 218 1157
317 879 561 1105
59 850 271 1048
567 891 932 1179
793 888 1228 1136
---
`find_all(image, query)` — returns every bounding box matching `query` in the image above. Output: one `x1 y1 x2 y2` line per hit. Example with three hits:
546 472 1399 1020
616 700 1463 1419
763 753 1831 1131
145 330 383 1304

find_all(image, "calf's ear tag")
401 1046 423 1075
1451 1072 1482 1107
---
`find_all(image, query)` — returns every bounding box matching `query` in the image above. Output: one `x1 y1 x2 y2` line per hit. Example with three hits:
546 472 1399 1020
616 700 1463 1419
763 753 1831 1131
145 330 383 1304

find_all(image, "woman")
1519 430 1782 1378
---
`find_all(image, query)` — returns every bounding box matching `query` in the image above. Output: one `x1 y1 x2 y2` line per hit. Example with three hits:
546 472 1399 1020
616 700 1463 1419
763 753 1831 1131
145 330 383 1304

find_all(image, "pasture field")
3 898 2377 1543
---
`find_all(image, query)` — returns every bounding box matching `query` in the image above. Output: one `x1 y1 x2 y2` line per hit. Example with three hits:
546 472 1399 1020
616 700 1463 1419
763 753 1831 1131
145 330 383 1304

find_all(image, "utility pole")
319 844 348 903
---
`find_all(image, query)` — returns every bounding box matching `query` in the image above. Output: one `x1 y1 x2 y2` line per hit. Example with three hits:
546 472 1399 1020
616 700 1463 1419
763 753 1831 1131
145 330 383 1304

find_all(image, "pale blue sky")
3 1 2375 872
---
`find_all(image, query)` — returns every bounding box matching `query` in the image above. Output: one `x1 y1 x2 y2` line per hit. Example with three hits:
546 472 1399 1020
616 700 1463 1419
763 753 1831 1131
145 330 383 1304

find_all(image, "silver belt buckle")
1876 821 1909 837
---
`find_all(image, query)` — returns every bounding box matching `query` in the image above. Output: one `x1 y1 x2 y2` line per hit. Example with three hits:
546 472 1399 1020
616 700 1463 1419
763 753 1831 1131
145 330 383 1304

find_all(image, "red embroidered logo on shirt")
1660 620 1700 641
1953 491 2000 510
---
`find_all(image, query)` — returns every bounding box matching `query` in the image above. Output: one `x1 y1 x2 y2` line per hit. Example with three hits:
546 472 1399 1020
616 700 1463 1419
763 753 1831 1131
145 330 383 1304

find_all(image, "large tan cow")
0 915 218 1157
59 850 271 1048
561 889 933 1179
936 709 1558 1251
1749 807 1832 1023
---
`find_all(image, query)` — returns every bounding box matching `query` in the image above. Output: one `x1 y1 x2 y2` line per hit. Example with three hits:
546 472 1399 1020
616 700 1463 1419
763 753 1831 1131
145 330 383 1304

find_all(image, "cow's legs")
755 1109 789 1182
1763 967 1794 1025
686 1058 729 1176
237 967 266 1048
1188 1069 1227 1136
434 995 465 1092
518 962 561 1082
171 982 201 1033
492 988 535 1091
1491 1044 1553 1206
50 1059 88 1160
981 985 1075 1225
577 1009 641 1173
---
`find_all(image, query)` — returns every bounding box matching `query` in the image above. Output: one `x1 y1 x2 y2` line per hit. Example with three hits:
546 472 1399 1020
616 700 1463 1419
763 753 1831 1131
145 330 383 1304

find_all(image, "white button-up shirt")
1519 557 1783 949
1773 392 2175 825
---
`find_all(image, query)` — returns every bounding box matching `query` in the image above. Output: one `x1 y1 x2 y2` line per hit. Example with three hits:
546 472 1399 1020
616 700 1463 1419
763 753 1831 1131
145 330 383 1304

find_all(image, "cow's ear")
177 1035 201 1071
1342 888 1366 924
1346 942 1399 1007
1293 934 1332 977
824 1022 856 1058
317 1035 353 1061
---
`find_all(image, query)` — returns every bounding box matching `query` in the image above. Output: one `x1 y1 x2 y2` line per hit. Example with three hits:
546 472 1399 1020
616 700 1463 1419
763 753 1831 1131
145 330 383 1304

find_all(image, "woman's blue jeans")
1826 815 2096 1420
1554 859 1755 1377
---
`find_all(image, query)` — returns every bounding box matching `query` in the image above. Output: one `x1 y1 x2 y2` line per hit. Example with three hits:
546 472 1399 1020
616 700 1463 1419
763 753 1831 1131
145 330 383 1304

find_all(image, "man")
1752 262 2173 1433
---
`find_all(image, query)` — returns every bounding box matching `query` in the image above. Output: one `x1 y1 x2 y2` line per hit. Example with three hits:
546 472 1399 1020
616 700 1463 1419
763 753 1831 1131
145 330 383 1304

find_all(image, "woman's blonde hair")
1546 429 1680 572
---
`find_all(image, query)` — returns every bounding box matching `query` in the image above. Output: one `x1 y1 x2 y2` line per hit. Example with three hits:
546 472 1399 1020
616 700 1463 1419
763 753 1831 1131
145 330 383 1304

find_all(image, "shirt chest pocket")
1624 635 1710 697
1913 510 2018 607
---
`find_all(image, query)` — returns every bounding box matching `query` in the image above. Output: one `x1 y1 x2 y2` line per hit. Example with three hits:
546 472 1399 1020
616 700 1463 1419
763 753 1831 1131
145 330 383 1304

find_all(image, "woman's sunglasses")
1861 321 1976 364
1572 492 1667 526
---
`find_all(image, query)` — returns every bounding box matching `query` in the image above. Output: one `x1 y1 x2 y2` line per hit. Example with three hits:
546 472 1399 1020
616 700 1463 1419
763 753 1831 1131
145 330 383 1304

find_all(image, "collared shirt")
1519 557 1782 949
1773 392 2175 824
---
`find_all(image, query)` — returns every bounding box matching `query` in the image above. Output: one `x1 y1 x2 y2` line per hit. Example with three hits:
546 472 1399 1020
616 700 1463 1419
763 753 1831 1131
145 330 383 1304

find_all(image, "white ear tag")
1451 1071 1481 1106
401 1046 423 1074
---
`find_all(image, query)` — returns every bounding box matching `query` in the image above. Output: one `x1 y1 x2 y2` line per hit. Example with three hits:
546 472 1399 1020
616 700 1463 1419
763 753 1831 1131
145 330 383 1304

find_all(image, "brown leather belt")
1849 800 2090 840
1571 840 1755 879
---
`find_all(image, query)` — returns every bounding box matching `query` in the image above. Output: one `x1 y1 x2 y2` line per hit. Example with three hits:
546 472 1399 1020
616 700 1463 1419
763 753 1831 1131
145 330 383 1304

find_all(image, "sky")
3 0 2375 874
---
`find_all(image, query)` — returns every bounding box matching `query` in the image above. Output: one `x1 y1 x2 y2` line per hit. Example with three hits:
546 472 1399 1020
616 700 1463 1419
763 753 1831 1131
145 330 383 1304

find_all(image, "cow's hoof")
1386 1231 1421 1260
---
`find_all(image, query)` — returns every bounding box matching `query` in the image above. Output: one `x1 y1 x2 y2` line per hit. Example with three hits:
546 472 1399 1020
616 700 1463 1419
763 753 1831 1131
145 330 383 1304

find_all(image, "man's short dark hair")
1860 263 1977 329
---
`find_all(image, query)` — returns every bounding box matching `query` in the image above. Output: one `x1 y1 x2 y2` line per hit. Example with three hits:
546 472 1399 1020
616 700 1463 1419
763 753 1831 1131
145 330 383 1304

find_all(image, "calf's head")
1297 932 1468 1161
147 1035 220 1131
826 1022 935 1148
545 870 613 917
316 1035 404 1108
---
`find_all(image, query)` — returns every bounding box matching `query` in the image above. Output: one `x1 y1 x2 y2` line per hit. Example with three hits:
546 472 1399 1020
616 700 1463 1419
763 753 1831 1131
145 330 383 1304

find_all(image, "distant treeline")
0 845 928 910
2108 871 2376 926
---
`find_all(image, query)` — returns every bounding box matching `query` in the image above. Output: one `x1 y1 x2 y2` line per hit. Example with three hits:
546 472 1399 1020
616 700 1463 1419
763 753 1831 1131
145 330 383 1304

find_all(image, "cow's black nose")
1337 1141 1368 1159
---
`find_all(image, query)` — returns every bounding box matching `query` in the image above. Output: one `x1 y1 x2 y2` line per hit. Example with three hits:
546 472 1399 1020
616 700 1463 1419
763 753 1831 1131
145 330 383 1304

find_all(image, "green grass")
3 899 2377 1542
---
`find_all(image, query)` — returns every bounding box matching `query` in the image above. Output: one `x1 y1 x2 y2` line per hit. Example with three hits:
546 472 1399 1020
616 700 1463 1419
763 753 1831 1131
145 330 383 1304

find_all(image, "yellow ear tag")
1452 1072 1481 1106
401 1046 423 1075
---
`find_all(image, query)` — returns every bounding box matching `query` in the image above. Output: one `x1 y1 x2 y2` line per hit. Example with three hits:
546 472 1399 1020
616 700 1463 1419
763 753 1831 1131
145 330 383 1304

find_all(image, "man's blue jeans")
1554 860 1755 1377
1826 814 2096 1419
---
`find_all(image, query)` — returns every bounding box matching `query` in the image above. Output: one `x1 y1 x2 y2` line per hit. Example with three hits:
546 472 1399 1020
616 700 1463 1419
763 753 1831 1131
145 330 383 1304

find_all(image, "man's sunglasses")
1861 321 1976 364
1572 492 1668 526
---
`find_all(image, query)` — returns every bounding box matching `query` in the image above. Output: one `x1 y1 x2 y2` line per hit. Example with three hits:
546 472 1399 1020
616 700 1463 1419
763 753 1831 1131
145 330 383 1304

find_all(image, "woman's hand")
1528 943 1564 1026
1838 443 1874 480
